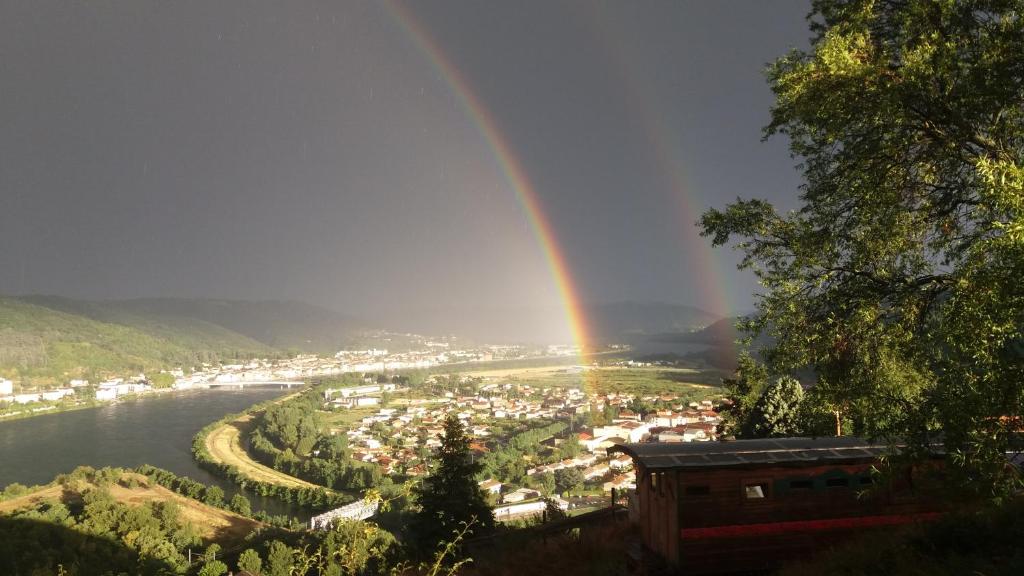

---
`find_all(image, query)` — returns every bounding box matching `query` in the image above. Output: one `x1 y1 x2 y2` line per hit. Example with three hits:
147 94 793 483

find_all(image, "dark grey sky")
0 0 809 327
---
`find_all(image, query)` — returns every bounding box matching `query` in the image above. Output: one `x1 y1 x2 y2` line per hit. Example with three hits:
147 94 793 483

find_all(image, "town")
310 370 723 520
0 336 581 419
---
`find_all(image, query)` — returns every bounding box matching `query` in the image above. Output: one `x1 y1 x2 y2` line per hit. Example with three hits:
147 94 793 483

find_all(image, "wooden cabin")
611 437 944 574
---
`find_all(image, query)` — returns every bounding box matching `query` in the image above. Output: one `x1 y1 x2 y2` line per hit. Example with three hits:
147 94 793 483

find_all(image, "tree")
700 0 1024 496
198 560 228 576
553 468 584 495
543 497 568 523
719 351 769 437
558 434 582 459
745 377 805 438
409 415 494 557
238 548 262 575
265 541 293 576
229 494 251 517
203 486 224 508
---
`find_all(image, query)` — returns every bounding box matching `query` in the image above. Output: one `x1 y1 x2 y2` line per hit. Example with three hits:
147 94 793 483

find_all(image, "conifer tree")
410 414 494 556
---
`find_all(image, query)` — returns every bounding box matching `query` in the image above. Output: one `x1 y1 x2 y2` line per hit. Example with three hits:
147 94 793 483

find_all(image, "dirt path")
204 412 320 490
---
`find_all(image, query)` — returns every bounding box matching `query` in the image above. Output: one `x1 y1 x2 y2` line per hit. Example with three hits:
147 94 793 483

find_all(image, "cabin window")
650 472 658 492
789 479 814 490
685 485 710 497
826 477 850 488
743 482 769 499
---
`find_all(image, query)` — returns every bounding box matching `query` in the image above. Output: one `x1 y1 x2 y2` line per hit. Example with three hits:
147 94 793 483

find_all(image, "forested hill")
19 296 363 352
0 296 361 386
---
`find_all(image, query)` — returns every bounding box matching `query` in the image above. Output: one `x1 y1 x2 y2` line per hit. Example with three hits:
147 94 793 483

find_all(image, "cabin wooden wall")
636 463 681 565
676 463 888 528
671 463 939 574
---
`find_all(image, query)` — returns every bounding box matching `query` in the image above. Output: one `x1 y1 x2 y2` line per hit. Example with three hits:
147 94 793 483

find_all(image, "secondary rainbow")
583 6 733 318
386 1 592 353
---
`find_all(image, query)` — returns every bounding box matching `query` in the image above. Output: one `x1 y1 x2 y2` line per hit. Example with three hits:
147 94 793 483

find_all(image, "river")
0 387 305 518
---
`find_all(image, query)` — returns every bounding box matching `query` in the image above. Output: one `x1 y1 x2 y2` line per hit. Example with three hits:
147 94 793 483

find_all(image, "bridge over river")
309 499 380 530
206 381 302 389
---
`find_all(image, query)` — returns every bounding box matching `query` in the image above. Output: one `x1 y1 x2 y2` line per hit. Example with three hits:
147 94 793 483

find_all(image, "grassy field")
0 472 262 547
465 364 726 399
204 414 320 490
321 407 380 428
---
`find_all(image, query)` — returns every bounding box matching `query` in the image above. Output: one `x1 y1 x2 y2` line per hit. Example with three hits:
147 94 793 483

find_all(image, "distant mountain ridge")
366 300 722 345
0 296 362 386
584 301 721 342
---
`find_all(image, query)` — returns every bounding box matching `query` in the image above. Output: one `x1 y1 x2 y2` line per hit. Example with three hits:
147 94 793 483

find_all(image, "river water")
0 387 304 518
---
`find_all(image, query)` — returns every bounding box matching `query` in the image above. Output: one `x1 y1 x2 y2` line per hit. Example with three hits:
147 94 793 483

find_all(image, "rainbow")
385 1 592 353
581 5 732 318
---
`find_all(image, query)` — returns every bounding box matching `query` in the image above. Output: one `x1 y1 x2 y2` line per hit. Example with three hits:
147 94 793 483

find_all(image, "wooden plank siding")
616 438 945 574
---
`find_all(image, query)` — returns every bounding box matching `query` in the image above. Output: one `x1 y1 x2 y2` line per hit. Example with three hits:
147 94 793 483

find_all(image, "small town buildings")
502 487 541 504
478 478 502 495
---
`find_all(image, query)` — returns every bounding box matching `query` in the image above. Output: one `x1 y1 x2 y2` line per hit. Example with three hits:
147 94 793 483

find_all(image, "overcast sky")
0 0 809 323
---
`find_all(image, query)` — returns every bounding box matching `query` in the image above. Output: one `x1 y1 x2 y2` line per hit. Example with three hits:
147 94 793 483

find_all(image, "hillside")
21 296 362 353
0 296 362 387
0 467 266 575
584 301 720 342
371 301 721 345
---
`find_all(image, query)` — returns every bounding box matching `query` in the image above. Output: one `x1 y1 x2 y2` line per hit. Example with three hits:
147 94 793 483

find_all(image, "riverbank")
204 412 320 489
191 393 350 511
0 385 185 423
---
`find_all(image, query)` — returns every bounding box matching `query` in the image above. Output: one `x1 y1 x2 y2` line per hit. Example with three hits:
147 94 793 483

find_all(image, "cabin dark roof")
610 437 902 470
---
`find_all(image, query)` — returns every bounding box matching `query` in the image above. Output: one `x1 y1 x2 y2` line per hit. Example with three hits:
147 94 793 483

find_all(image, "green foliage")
719 351 769 436
229 493 252 517
410 415 495 557
479 421 567 484
199 559 228 576
204 485 225 507
190 408 353 511
543 497 569 523
554 468 584 496
700 0 1024 497
150 372 175 388
265 540 295 576
240 389 392 494
0 470 206 575
238 548 263 575
745 376 805 438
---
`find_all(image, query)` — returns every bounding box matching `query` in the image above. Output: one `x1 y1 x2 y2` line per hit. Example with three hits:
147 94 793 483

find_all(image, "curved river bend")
0 388 303 518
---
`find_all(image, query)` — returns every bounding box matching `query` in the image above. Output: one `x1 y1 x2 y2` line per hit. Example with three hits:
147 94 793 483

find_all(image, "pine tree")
745 376 805 438
410 414 494 557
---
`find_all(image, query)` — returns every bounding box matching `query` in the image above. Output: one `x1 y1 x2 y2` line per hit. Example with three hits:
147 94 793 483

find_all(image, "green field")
466 365 726 399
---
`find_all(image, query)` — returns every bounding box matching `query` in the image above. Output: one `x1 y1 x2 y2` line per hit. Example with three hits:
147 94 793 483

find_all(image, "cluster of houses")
0 376 154 408
324 378 724 517
170 341 546 389
0 376 76 406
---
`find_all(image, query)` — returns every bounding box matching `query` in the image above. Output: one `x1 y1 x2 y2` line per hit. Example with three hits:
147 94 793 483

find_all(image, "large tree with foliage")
702 0 1024 497
409 415 494 556
745 376 806 438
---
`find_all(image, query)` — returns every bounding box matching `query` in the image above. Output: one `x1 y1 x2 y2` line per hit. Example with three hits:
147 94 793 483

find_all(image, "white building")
0 379 13 396
41 388 74 402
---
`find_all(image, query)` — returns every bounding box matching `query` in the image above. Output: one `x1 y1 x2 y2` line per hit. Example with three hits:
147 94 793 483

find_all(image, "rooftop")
610 437 932 470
